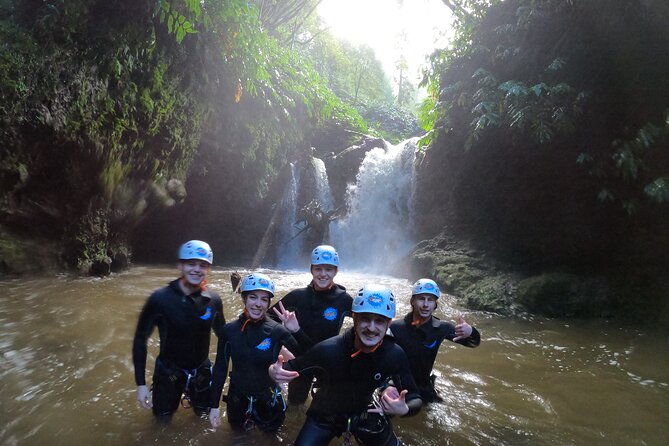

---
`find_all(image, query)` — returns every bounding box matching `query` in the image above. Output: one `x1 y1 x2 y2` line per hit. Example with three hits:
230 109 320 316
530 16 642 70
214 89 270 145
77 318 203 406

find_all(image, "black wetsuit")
269 282 353 403
284 328 422 446
389 313 480 402
210 313 311 431
132 279 224 417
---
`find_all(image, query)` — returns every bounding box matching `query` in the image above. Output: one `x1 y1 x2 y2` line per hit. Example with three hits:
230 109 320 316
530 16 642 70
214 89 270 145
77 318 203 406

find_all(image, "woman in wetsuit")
209 273 310 432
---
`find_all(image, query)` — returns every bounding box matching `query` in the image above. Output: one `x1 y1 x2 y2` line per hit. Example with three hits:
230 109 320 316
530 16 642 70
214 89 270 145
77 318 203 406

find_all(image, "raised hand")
368 386 409 416
453 314 473 341
272 301 300 333
268 354 300 384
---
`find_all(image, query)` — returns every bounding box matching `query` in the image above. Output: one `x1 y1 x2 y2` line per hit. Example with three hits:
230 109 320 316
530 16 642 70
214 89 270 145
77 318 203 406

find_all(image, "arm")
392 348 423 416
273 302 314 353
209 333 231 428
132 295 159 409
211 295 226 337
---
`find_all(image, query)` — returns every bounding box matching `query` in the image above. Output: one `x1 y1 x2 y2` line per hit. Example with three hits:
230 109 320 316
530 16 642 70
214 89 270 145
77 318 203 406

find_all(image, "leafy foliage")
420 0 669 211
0 0 367 270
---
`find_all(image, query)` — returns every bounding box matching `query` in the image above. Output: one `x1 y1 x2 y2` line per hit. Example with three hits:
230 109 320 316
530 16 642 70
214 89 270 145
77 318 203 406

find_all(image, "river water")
1 266 667 446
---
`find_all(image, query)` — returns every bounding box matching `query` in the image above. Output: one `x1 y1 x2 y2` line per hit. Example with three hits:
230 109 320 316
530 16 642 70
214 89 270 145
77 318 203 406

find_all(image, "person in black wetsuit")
208 273 311 432
132 240 225 421
389 278 480 403
269 284 422 446
268 244 353 404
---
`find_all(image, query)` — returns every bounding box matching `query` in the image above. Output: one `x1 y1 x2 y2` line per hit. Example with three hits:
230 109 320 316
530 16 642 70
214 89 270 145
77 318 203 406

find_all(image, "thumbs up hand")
453 314 473 341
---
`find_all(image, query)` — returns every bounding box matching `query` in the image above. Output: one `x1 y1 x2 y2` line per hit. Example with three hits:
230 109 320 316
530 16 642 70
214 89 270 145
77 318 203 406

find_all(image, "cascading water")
330 138 418 272
254 138 417 271
310 157 335 216
275 157 334 269
274 163 303 268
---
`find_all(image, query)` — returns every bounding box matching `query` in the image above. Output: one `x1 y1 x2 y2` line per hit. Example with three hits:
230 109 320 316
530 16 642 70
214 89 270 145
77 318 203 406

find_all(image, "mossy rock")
462 275 517 314
435 262 484 295
0 228 62 275
516 273 610 318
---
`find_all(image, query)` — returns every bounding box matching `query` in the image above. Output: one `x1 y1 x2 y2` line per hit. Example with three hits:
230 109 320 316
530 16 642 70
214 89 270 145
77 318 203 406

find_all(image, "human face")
353 313 390 351
178 260 211 288
243 290 271 321
311 264 337 290
411 293 437 320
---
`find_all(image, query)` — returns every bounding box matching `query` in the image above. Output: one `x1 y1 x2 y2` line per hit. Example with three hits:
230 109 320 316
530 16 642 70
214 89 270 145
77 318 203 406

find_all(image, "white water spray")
331 138 418 272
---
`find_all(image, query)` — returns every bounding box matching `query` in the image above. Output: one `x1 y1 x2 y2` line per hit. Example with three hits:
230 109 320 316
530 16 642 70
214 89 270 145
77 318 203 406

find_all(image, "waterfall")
331 138 418 272
252 138 417 272
274 163 303 269
311 157 334 214
254 157 336 270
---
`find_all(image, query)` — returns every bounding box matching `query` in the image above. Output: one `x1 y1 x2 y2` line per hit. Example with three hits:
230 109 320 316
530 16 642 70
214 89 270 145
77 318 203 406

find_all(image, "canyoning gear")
224 388 287 432
352 284 396 319
286 328 419 445
411 279 441 299
311 245 340 267
178 240 213 264
268 282 353 404
389 312 480 403
210 312 310 432
151 358 213 417
240 273 275 297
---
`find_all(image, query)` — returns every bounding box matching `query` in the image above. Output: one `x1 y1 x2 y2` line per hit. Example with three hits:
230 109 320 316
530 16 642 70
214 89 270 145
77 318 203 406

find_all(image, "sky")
317 0 454 89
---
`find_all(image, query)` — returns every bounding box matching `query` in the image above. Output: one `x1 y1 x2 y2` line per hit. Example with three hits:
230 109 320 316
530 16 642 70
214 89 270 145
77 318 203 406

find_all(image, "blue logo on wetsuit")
424 340 437 349
323 307 337 321
200 307 212 320
256 338 272 351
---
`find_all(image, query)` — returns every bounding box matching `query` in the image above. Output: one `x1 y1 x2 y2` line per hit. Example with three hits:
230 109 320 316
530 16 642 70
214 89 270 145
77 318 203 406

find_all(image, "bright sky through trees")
317 0 453 88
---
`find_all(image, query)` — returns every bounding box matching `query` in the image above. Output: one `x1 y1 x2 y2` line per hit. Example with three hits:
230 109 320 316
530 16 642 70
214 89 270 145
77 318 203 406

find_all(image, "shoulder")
145 284 176 306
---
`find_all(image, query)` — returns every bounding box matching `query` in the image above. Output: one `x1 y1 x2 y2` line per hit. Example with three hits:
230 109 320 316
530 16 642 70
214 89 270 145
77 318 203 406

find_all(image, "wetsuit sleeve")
267 291 298 323
210 330 231 409
211 295 225 337
391 347 423 417
132 294 160 386
276 326 312 356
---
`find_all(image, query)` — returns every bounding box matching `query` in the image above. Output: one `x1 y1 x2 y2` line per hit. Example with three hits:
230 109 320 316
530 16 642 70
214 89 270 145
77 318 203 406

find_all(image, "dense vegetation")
412 0 669 319
0 0 388 272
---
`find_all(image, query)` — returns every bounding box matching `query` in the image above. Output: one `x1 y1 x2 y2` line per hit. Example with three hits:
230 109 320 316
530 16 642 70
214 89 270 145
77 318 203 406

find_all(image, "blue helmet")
240 273 275 298
311 245 340 267
411 278 441 299
178 240 213 264
353 284 396 319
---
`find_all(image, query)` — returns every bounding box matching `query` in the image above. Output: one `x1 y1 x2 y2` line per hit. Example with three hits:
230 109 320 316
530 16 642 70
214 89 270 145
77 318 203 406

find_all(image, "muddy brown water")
1 266 667 445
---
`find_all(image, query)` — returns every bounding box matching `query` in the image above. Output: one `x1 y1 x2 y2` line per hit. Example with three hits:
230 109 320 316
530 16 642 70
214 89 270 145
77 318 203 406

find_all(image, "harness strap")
341 417 354 446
